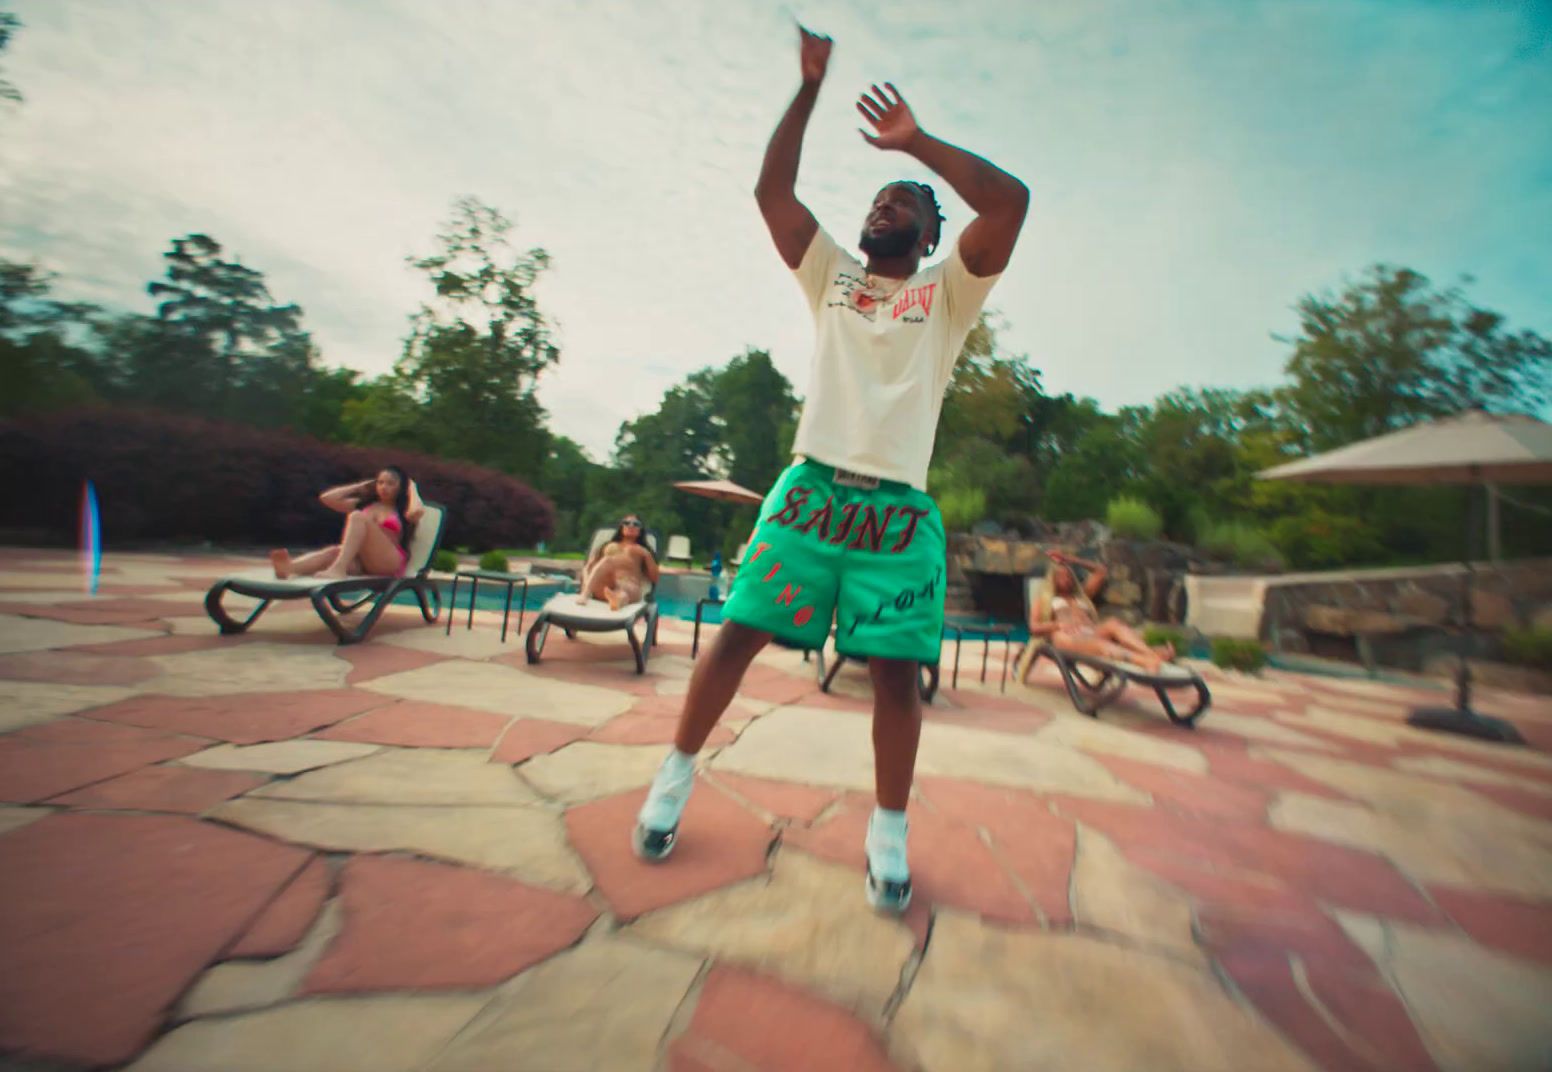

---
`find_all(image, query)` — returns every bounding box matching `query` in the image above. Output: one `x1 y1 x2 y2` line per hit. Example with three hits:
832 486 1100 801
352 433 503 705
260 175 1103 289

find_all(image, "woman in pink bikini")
270 466 424 580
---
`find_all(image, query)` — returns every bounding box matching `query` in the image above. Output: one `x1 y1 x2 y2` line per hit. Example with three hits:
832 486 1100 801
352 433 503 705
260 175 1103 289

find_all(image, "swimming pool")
408 575 1034 640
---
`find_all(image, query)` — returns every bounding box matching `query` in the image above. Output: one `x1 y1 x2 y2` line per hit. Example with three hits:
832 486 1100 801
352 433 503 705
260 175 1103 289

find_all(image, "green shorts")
722 459 945 664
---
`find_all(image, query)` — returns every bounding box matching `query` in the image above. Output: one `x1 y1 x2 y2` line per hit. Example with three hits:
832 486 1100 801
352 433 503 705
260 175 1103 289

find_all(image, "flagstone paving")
0 545 1549 1070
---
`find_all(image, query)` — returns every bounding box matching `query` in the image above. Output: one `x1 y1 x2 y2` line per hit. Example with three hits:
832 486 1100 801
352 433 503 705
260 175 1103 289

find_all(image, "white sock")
868 806 908 841
659 748 695 782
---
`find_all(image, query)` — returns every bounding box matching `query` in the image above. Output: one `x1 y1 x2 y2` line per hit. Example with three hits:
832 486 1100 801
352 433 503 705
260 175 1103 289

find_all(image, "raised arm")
754 25 829 269
856 83 1028 276
319 479 371 515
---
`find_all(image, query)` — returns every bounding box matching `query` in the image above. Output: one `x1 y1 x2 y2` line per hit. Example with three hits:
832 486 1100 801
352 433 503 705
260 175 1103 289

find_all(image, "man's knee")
716 620 772 659
869 659 920 703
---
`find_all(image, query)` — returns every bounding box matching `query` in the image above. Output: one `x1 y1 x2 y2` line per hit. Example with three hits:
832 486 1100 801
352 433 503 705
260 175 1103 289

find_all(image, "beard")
858 221 922 259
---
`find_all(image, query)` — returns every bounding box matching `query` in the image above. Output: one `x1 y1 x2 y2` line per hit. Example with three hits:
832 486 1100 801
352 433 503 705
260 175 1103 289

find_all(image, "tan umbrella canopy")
1258 409 1552 744
1258 410 1552 486
672 478 765 505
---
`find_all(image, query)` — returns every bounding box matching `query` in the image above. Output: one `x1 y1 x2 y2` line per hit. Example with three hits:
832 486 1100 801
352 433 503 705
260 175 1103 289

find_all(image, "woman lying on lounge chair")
1022 551 1174 680
270 466 425 580
577 514 660 610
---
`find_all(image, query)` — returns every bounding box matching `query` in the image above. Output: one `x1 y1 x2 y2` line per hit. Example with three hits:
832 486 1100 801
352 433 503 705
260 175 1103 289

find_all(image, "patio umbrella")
671 478 765 505
1258 409 1552 744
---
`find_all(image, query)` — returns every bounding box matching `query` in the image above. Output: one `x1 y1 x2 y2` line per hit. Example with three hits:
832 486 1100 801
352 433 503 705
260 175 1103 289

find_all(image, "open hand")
857 82 921 151
798 25 832 85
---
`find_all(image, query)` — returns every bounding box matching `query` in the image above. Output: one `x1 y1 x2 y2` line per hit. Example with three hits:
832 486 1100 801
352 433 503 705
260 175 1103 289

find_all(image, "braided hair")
902 180 946 256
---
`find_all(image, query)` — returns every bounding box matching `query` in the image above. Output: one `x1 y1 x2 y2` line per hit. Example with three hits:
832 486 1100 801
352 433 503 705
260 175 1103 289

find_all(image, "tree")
143 233 314 423
1 12 23 105
397 197 559 478
0 259 106 416
1279 265 1551 451
706 348 798 493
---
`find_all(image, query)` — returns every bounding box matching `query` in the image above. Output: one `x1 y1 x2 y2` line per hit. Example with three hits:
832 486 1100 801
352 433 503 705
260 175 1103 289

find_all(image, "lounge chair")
1013 575 1211 727
204 502 447 645
665 534 692 567
524 528 660 674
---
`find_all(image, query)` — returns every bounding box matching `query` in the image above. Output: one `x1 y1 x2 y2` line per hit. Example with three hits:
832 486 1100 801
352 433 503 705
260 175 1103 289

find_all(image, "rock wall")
1259 558 1552 667
947 529 1214 624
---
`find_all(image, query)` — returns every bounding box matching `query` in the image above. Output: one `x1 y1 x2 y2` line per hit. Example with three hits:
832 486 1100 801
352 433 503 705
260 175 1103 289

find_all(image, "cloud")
2 0 1548 462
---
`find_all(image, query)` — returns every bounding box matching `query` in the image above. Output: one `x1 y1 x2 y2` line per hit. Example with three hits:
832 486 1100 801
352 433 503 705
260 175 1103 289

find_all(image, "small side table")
446 570 531 643
943 622 1016 692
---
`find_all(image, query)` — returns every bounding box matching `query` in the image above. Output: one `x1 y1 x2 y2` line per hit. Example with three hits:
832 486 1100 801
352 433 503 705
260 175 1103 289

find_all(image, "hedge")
0 407 554 552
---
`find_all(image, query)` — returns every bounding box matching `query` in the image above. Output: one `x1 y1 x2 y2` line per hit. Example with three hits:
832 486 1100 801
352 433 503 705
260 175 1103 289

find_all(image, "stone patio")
1 547 1550 1071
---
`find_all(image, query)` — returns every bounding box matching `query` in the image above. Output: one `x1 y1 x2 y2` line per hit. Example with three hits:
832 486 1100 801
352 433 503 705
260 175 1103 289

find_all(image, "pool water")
405 579 1038 641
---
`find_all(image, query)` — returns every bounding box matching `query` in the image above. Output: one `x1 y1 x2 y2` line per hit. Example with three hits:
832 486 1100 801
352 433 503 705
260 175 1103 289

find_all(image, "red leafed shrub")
0 408 553 550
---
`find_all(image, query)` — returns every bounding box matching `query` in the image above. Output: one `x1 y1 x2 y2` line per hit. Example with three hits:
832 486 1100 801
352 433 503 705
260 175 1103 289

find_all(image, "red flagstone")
82 689 390 744
588 710 735 747
1428 885 1552 964
490 717 590 763
47 764 267 813
915 776 1075 927
230 855 333 958
335 642 454 685
0 720 208 804
0 650 160 686
1054 798 1440 922
1217 950 1391 1072
1198 744 1355 801
1196 897 1374 968
69 633 242 657
737 668 819 706
303 855 596 992
705 771 840 824
1458 782 1552 822
315 701 511 748
1125 848 1308 915
1090 753 1271 823
0 813 309 1066
0 598 197 625
565 782 772 920
667 965 901 1072
1302 961 1445 1072
786 796 1038 926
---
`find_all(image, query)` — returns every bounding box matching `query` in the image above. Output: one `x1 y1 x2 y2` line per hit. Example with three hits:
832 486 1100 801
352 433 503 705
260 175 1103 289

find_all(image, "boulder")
1469 590 1519 630
1394 589 1453 626
1304 605 1416 637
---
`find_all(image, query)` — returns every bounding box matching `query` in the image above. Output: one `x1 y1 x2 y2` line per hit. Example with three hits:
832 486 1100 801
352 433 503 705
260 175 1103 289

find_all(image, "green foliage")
432 549 459 573
1211 637 1268 674
936 486 987 532
478 550 509 572
1280 265 1550 451
391 197 558 477
1501 627 1552 671
1106 496 1162 540
1198 519 1285 570
0 11 22 105
1144 625 1190 653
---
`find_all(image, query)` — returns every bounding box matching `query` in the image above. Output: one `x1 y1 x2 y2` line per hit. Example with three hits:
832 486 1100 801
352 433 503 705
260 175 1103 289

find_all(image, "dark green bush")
1502 626 1552 670
432 549 458 573
1106 495 1163 540
1144 625 1189 655
1211 636 1268 674
478 550 509 573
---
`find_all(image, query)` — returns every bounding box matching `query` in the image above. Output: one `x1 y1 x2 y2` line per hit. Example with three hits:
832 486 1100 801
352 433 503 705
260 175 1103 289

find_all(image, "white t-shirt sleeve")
942 237 1003 337
792 227 840 314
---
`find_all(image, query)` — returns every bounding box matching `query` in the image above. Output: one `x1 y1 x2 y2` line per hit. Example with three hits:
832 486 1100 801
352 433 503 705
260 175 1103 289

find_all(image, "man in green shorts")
633 25 1028 914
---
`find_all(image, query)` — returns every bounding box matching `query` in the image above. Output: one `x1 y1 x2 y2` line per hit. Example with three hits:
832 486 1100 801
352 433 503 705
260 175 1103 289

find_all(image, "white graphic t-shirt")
788 227 1001 491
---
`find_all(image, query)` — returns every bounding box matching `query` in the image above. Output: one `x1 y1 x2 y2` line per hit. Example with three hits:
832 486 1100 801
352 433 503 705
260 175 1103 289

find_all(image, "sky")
2 0 1549 462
